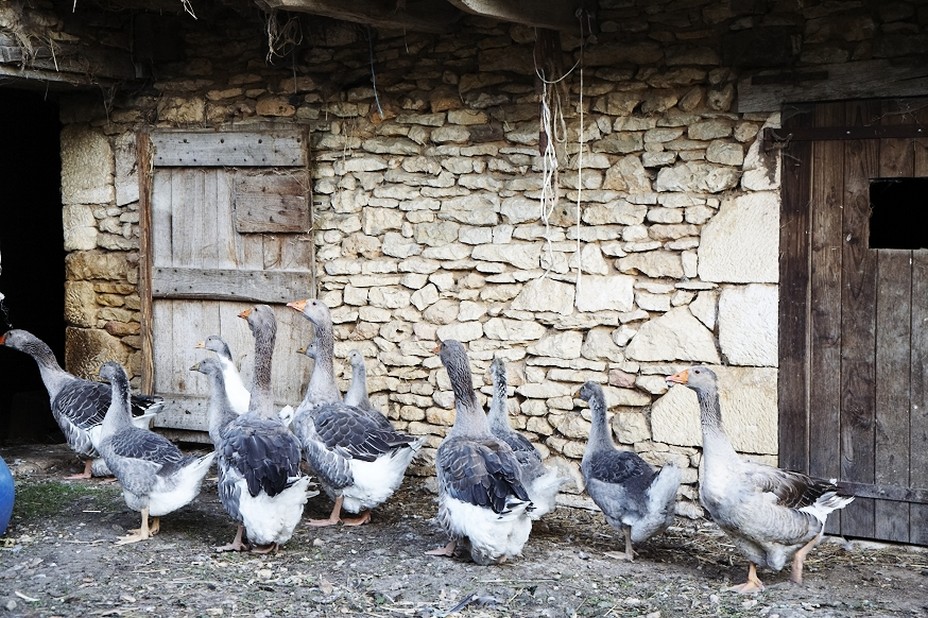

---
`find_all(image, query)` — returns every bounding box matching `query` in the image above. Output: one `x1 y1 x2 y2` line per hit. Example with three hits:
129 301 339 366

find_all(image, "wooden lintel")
256 0 461 33
446 0 582 32
737 59 928 113
765 124 928 143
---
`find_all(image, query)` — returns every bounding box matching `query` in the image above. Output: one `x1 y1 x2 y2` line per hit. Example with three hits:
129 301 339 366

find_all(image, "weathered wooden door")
779 98 928 545
139 129 315 439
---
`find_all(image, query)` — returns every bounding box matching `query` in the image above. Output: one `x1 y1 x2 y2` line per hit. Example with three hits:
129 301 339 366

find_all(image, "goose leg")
307 495 344 527
341 510 371 526
65 460 94 480
726 563 765 594
790 533 823 585
116 507 151 545
251 542 280 554
215 524 249 553
426 539 457 557
623 526 635 562
149 516 161 537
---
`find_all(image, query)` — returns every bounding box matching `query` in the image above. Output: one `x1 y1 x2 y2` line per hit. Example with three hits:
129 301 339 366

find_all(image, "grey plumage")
579 381 680 561
205 305 313 551
288 298 419 525
666 366 853 591
434 340 533 565
0 329 164 478
97 361 214 544
487 356 566 520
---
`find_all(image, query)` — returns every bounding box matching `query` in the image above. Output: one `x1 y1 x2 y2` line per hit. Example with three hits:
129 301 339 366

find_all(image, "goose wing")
437 436 530 515
220 416 302 498
311 403 417 462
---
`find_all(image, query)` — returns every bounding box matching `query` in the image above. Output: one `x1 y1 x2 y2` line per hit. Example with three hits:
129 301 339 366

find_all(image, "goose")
286 298 342 416
666 366 854 592
428 339 533 565
0 329 164 479
578 381 680 561
206 304 314 553
344 349 374 412
487 356 566 520
195 335 249 415
97 361 214 545
287 299 421 526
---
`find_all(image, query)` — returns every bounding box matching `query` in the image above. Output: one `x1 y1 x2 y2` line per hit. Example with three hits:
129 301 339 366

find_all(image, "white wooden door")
141 129 315 437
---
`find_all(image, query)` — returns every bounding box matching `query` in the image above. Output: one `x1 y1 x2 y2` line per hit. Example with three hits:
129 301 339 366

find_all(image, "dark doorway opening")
0 88 65 445
869 178 928 250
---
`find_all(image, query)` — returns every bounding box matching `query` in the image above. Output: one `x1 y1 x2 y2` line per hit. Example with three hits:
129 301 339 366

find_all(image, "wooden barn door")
779 99 928 545
139 129 315 439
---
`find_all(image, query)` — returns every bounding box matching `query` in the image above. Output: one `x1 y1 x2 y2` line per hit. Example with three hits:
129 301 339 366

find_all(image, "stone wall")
10 0 927 514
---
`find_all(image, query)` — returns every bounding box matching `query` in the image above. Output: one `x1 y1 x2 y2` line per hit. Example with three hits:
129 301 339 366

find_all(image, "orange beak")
195 340 206 349
287 299 308 312
238 308 253 319
0 333 6 345
665 369 689 385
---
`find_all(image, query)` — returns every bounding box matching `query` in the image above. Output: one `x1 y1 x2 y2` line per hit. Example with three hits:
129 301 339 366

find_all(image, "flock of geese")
0 298 855 592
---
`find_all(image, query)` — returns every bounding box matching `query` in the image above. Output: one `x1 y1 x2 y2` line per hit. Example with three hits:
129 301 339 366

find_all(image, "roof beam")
444 0 582 32
256 0 461 33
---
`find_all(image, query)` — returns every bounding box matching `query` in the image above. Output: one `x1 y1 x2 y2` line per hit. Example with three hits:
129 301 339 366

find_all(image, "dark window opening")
869 178 928 250
0 88 65 445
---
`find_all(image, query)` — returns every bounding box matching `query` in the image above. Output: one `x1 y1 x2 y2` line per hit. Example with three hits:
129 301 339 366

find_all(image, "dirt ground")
0 444 925 618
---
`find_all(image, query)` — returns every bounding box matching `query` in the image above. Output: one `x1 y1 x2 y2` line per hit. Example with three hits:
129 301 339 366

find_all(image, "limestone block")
517 381 574 399
698 192 779 283
65 327 129 380
718 284 778 367
457 301 486 322
368 286 411 310
625 307 721 363
511 277 575 315
381 232 421 258
439 195 498 225
471 243 541 270
689 290 718 330
62 205 98 251
570 244 610 275
362 207 405 235
653 366 778 455
556 414 592 440
604 385 651 407
706 140 744 166
399 256 441 274
500 197 540 224
114 133 139 207
575 275 635 312
63 281 97 328
688 119 733 140
436 320 483 343
655 161 740 193
636 291 671 312
528 330 583 359
483 317 546 341
65 251 129 281
617 251 683 278
581 327 625 362
410 284 439 312
615 411 650 444
61 125 114 206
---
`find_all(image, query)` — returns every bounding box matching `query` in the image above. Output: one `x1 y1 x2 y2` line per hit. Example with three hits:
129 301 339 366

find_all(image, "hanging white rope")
573 17 586 306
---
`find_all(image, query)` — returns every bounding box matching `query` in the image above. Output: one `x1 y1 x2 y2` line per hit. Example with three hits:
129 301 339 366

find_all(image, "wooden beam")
445 0 582 32
738 59 928 113
152 267 314 304
256 0 461 33
151 130 307 167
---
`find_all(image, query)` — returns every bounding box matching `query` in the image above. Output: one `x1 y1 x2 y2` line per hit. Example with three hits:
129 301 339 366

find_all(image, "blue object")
0 455 14 536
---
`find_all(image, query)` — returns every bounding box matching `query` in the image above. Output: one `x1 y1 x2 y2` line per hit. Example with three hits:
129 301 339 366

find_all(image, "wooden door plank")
838 100 881 539
910 127 928 545
778 104 814 473
873 100 915 543
152 267 314 304
151 169 174 268
138 132 156 394
874 250 913 542
808 101 846 534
